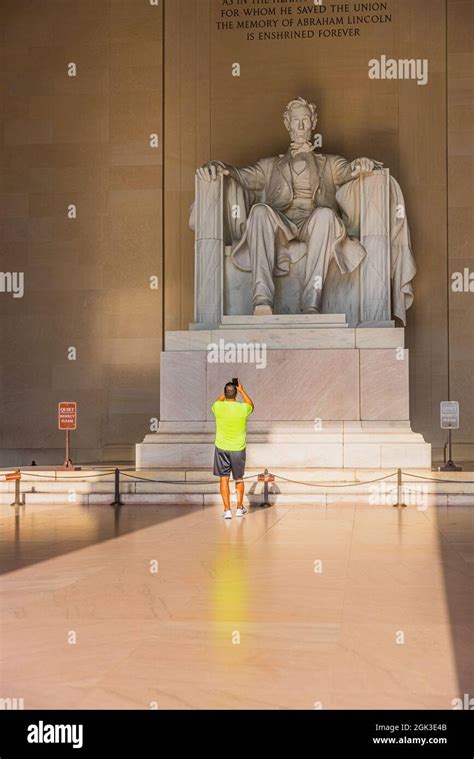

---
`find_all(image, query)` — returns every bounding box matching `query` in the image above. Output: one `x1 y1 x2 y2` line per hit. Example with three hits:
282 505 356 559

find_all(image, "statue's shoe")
302 307 320 314
253 304 273 316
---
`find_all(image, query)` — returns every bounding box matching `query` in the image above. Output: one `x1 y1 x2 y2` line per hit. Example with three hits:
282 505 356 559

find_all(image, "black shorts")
213 447 246 481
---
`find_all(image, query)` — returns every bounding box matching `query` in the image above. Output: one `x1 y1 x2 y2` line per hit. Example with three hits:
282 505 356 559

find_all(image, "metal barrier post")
258 468 274 507
440 429 462 471
394 468 407 508
10 470 22 507
110 468 123 507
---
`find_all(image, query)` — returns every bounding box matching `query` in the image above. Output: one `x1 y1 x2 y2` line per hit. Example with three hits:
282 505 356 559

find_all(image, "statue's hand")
196 161 230 182
350 157 383 178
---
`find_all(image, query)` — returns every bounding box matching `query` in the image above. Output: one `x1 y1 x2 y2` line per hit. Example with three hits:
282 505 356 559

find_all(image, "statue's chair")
190 169 392 327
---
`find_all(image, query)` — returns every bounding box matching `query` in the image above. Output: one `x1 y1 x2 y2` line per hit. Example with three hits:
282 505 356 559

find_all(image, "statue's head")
283 97 318 145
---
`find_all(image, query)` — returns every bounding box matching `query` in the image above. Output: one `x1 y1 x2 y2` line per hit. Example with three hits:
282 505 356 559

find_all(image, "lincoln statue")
197 97 386 316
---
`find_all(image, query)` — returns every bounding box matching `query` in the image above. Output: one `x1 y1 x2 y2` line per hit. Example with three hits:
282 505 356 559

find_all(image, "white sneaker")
222 509 232 519
235 507 247 517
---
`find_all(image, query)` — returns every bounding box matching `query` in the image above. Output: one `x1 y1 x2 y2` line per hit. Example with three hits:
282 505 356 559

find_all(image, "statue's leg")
246 203 280 310
299 207 343 312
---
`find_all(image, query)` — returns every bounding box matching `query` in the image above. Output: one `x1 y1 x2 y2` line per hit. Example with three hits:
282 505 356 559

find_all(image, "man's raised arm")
238 382 254 410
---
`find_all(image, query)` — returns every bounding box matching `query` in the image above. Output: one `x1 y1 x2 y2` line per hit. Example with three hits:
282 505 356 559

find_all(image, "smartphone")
232 377 239 386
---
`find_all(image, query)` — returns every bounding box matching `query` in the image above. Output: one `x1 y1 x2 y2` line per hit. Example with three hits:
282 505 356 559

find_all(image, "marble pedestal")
136 315 431 470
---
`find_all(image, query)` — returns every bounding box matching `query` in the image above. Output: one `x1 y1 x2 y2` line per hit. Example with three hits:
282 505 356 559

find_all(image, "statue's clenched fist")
350 157 384 178
196 161 230 182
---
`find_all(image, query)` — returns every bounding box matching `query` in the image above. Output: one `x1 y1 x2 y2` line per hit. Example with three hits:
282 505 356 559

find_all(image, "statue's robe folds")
220 151 416 324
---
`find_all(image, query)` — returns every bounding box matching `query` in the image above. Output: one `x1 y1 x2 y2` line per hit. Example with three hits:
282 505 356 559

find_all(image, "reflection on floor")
0 500 472 709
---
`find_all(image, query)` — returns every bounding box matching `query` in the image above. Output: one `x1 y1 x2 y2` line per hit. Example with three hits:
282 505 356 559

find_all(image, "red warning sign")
58 402 77 430
5 471 21 481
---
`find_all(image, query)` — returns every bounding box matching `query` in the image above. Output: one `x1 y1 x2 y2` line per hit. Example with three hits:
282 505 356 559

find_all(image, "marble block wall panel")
165 331 212 351
137 443 184 469
360 349 409 421
381 444 432 469
160 352 207 421
206 349 360 421
355 328 405 349
213 328 355 349
246 443 343 468
181 444 216 468
344 444 382 469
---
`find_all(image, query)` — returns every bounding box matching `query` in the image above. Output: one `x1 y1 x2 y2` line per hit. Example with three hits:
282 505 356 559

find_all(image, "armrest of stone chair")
336 168 392 323
191 174 224 325
191 174 262 325
189 174 256 242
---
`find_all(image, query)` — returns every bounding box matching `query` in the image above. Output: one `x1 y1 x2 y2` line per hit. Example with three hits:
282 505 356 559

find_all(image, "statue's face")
287 105 313 144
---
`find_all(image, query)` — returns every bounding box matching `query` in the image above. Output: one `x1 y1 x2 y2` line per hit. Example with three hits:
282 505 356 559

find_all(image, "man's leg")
246 204 280 313
219 476 231 511
299 207 345 312
231 449 247 515
214 447 232 515
235 480 244 508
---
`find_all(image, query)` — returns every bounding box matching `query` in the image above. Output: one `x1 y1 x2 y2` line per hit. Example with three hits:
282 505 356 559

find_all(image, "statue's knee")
316 206 336 223
306 206 336 234
248 203 272 223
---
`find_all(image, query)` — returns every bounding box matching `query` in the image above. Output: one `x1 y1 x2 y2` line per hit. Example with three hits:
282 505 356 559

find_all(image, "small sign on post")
440 401 462 471
440 401 459 430
58 402 77 469
6 469 22 507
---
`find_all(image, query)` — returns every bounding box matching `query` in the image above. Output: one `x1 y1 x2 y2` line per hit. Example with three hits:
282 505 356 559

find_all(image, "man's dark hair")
224 382 237 400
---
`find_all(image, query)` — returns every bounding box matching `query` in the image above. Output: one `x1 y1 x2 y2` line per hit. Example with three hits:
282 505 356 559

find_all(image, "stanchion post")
394 468 407 508
110 468 123 507
440 429 462 471
10 469 22 507
258 468 274 507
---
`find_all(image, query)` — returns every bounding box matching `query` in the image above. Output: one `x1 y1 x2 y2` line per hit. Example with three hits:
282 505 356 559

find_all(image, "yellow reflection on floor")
211 523 248 659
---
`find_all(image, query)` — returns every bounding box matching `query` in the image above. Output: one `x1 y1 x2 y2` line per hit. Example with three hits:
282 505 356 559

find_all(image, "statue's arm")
228 161 266 192
197 159 266 192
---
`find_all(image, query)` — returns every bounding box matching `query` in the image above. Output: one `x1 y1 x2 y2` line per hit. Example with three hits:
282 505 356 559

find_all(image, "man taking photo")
211 380 254 519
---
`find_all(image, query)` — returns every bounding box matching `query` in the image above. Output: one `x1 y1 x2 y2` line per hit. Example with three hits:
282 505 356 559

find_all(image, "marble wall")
447 0 474 462
0 0 163 464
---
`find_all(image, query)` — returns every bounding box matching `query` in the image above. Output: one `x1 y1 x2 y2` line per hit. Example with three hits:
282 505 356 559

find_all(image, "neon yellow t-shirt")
211 400 253 451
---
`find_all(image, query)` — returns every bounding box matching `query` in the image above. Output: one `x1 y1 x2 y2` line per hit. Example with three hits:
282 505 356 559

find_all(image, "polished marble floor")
0 500 472 709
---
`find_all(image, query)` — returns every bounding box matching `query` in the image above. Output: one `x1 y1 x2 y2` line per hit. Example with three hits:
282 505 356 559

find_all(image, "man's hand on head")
196 161 230 182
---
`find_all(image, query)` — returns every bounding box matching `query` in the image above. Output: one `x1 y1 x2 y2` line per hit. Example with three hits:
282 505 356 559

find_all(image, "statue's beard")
289 131 314 154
